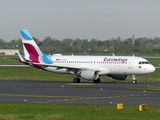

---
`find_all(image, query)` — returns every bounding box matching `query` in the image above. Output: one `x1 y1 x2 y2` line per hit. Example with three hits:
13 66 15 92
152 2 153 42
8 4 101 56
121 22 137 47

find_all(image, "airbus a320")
18 29 155 84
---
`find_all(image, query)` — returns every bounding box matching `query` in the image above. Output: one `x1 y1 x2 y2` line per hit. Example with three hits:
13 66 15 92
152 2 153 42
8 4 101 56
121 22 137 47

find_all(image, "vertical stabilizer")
20 29 53 64
20 29 42 63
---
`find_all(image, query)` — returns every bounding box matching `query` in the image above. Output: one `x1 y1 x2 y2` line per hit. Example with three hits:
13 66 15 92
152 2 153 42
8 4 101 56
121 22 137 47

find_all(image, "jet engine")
107 75 128 80
80 70 99 80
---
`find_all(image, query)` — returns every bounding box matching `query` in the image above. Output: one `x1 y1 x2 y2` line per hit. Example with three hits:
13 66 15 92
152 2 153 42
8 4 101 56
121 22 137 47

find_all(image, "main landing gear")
73 78 81 83
132 75 137 84
73 78 101 83
93 78 101 83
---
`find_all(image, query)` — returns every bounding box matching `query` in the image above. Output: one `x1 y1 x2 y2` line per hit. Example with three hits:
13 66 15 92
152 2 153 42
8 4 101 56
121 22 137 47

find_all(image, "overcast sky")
0 0 160 41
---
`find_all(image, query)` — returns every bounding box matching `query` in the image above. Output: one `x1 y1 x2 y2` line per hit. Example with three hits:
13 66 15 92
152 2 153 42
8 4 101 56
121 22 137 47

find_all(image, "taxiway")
0 81 159 106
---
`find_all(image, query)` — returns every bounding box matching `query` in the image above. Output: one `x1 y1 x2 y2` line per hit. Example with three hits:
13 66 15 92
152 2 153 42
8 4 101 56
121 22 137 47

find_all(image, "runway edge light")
117 103 123 110
139 104 147 111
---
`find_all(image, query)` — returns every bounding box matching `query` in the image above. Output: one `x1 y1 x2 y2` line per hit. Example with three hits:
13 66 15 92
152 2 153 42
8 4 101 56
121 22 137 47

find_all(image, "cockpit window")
138 61 150 64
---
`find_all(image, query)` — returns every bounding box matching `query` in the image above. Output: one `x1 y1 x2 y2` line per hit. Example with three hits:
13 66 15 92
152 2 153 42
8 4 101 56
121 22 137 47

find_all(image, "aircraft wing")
33 63 100 71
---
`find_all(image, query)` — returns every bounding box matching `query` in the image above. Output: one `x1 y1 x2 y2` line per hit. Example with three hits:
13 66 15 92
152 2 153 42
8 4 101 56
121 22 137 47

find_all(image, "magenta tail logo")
23 43 40 63
21 29 53 64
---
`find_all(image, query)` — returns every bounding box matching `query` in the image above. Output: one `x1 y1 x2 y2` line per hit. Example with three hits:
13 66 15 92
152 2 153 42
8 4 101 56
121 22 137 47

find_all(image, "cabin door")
128 58 134 69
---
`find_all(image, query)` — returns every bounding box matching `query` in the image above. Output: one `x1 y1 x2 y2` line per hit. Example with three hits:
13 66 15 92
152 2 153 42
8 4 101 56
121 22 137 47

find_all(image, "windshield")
138 61 150 64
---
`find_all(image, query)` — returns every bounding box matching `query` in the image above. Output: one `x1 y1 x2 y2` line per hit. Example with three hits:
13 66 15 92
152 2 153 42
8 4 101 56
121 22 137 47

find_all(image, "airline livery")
18 29 155 84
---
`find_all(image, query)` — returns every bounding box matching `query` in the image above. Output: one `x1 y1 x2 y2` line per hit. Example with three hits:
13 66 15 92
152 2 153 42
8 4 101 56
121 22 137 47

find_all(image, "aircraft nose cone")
149 65 155 73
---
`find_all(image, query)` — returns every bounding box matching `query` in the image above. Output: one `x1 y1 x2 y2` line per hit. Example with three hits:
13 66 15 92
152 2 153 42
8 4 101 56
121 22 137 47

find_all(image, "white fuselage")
42 55 155 75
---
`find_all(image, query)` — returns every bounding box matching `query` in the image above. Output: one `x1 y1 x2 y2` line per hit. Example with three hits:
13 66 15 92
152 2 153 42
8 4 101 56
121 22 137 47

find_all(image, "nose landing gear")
132 75 137 84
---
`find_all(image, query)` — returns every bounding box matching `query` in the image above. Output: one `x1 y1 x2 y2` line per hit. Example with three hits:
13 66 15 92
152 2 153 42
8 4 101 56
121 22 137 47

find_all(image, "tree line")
0 36 160 55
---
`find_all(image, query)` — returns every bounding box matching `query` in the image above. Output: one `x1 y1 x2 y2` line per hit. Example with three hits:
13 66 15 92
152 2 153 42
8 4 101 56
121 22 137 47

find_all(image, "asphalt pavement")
0 80 159 106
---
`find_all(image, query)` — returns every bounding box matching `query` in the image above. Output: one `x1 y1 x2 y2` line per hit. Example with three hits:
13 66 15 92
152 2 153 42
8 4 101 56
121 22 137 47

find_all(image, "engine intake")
80 70 99 80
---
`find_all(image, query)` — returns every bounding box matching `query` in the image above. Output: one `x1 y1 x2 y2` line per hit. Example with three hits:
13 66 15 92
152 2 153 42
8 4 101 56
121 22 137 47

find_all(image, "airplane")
18 29 155 84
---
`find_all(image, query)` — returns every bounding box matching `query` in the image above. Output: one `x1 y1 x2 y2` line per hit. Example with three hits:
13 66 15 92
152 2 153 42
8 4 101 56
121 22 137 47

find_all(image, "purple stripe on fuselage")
23 43 40 63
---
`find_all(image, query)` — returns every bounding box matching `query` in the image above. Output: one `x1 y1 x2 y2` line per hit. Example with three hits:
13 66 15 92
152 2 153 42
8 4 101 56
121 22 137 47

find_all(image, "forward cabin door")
128 58 134 69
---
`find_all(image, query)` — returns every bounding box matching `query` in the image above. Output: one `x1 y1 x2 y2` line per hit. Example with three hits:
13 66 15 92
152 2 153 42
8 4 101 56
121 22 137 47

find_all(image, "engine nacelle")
80 70 99 80
108 75 128 80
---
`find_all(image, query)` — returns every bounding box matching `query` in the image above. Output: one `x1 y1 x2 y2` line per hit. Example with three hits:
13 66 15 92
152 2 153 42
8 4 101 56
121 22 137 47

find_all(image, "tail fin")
20 29 53 64
20 29 42 63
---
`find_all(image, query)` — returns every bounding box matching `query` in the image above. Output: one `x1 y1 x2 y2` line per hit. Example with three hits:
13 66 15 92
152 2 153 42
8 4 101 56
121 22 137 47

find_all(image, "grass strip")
0 103 160 120
127 87 160 91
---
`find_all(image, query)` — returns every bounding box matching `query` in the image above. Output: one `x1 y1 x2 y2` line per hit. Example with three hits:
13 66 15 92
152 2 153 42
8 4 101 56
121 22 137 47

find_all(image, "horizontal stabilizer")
17 52 26 62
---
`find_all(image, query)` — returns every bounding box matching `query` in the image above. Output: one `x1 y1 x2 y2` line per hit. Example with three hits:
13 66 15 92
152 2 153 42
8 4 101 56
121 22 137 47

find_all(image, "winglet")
112 53 115 56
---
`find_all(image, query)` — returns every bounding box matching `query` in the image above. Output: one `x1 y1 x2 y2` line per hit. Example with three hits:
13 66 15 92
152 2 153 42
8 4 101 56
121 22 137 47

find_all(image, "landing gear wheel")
132 80 137 84
132 75 137 84
73 78 81 83
93 78 101 83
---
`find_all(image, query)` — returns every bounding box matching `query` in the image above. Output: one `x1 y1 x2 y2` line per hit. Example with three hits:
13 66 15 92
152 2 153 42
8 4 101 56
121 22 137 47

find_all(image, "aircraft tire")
93 78 101 83
132 80 137 84
73 78 81 83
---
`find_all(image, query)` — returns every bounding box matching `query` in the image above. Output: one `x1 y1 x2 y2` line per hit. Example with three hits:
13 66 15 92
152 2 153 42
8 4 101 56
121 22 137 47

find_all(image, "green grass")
0 56 160 120
0 103 159 120
0 66 75 81
130 68 160 83
127 87 160 91
145 58 160 66
0 55 22 64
